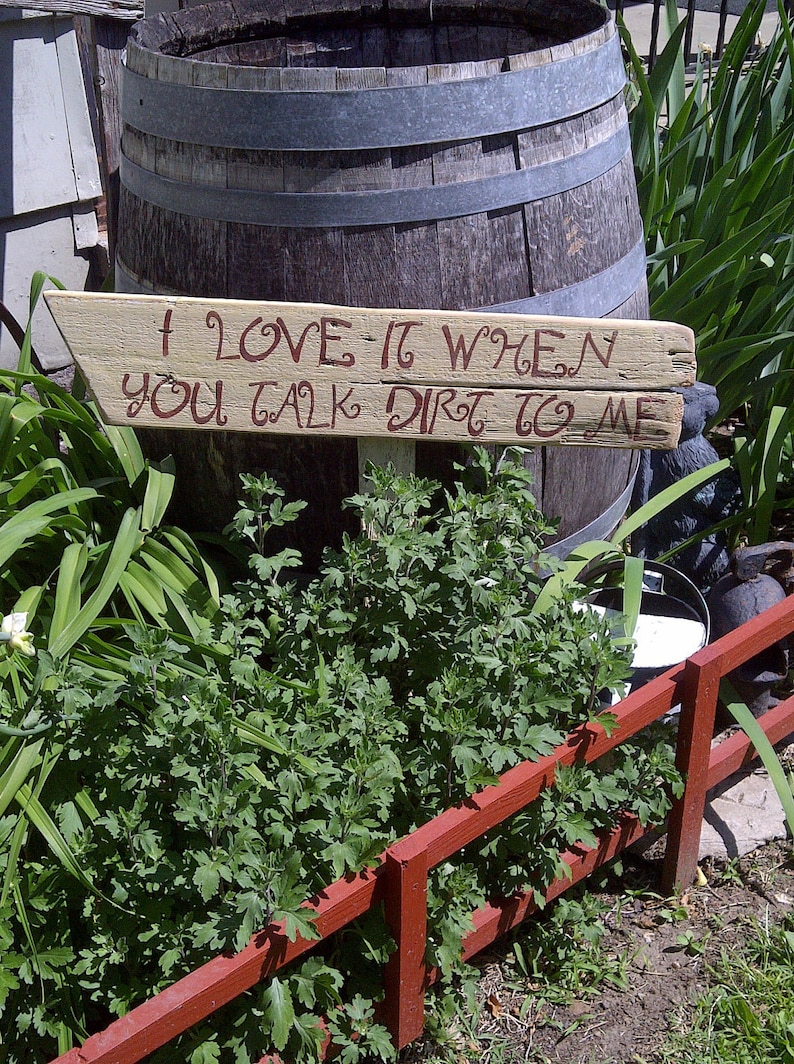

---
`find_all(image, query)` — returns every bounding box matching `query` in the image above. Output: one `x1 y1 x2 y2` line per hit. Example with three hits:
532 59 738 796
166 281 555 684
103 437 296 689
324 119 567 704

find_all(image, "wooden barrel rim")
129 0 612 68
122 40 624 156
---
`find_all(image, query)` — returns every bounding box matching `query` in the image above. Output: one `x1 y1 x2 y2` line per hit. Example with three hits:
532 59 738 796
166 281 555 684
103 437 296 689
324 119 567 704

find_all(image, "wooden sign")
45 292 695 449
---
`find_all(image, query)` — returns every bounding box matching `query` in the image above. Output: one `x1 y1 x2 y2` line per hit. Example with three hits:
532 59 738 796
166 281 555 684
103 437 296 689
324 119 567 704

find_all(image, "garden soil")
457 838 793 1064
404 739 794 1064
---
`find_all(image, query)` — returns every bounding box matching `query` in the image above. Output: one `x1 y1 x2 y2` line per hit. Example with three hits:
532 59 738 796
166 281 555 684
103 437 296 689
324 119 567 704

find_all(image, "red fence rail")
52 593 794 1064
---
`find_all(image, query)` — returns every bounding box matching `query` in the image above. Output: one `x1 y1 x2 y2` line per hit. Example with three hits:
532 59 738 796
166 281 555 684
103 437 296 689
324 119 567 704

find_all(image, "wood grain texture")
72 15 128 260
358 438 417 487
388 50 442 311
429 42 493 311
47 292 688 450
0 0 141 17
62 376 687 448
46 293 695 389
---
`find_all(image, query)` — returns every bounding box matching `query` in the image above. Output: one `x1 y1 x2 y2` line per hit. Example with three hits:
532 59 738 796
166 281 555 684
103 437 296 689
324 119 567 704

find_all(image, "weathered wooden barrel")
117 0 648 568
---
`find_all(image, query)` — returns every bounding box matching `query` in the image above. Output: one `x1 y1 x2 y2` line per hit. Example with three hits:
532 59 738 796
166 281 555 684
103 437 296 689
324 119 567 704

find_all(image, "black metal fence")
611 0 791 68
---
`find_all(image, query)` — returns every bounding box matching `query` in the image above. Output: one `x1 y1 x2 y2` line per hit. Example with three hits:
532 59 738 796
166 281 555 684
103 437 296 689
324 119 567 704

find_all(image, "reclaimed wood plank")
0 0 142 18
91 16 129 260
46 292 697 389
49 378 687 449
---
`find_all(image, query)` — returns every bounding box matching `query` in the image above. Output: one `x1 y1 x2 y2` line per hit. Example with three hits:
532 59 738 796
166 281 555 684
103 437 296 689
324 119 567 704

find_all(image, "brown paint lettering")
427 388 490 436
582 329 618 369
442 324 490 372
381 319 421 370
386 386 424 432
272 382 304 427
248 381 279 426
436 389 468 427
563 329 620 379
418 389 435 435
121 373 150 417
490 327 531 375
386 386 493 437
239 317 281 362
250 382 360 430
319 317 354 367
207 311 234 360
515 393 574 438
190 380 227 426
159 309 173 359
532 330 567 378
303 381 331 430
151 377 191 419
465 391 493 437
331 385 361 427
277 318 320 364
425 388 460 434
584 396 633 441
633 396 667 441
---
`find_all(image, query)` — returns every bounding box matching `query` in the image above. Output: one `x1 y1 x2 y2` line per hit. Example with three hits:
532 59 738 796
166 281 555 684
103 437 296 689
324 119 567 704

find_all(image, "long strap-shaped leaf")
50 542 89 641
0 738 44 820
0 488 98 570
531 540 621 615
614 458 733 544
750 405 790 543
102 422 146 487
15 272 63 387
721 681 794 838
653 207 789 318
0 392 45 472
141 464 175 532
14 782 101 897
48 506 142 658
620 556 645 641
6 457 77 506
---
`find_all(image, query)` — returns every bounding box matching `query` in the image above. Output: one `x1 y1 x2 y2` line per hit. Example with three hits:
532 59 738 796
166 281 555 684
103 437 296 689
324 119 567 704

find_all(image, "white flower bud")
1 613 36 657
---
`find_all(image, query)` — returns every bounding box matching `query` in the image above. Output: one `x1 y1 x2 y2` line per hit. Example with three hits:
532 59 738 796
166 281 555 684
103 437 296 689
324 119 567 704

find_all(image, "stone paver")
700 768 788 860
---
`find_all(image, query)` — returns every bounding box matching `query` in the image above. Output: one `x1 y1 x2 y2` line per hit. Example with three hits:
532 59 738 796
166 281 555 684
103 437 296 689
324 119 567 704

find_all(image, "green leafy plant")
732 405 794 544
0 274 224 1055
0 453 682 1062
660 913 794 1063
622 0 794 548
676 928 710 956
531 457 730 619
507 892 628 1007
625 0 794 423
0 276 220 657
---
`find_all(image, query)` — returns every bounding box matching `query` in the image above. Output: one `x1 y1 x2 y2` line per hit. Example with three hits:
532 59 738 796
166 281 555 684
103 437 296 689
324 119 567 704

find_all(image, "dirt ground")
406 839 794 1064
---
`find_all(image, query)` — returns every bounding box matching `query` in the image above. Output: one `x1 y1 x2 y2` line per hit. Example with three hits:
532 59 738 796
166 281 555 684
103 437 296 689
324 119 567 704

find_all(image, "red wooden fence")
51 593 794 1064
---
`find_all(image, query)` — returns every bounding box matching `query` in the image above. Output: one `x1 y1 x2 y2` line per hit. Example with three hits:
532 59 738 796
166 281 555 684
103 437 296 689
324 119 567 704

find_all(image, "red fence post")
662 654 722 892
382 834 429 1050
